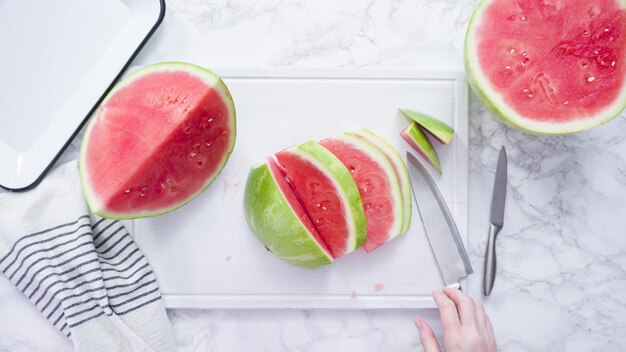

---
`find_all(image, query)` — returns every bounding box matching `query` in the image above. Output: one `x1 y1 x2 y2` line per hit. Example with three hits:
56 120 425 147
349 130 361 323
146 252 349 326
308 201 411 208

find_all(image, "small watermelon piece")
465 0 626 134
320 133 405 252
351 128 412 234
244 159 333 269
274 141 367 258
399 109 454 144
80 62 236 219
401 123 442 174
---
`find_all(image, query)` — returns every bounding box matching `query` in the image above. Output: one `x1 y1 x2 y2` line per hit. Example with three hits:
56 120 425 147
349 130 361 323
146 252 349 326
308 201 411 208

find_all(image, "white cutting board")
130 68 469 309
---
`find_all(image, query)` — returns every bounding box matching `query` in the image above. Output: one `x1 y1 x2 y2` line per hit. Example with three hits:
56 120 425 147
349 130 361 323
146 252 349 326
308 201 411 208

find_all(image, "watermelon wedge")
351 128 412 234
244 160 333 269
399 109 454 144
80 62 236 219
401 123 442 174
274 141 367 258
320 133 405 252
465 0 626 134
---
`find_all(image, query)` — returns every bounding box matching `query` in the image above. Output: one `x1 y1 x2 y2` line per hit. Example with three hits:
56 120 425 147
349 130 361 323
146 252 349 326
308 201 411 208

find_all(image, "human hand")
414 287 497 352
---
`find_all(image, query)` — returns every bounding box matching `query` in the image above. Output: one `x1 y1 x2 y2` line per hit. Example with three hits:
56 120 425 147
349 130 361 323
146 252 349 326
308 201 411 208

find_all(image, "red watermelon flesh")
475 0 626 122
80 63 236 218
320 135 403 253
267 157 333 258
274 150 352 258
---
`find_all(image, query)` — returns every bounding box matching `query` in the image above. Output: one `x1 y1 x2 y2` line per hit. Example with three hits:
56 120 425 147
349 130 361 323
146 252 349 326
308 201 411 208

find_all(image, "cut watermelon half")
465 0 626 134
320 133 405 252
244 160 333 269
351 128 412 234
274 141 367 258
79 62 236 219
401 123 442 174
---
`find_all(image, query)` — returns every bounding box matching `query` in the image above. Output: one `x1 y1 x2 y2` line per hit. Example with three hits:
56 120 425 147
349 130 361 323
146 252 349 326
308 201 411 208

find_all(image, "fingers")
484 315 497 350
474 300 488 328
414 317 442 352
442 287 477 327
432 289 460 330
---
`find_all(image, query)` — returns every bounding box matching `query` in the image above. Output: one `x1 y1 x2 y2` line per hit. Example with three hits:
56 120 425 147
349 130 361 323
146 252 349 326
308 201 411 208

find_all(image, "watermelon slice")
320 133 405 252
401 123 442 174
244 159 333 269
79 62 236 219
274 141 367 258
351 128 412 234
399 109 454 144
465 0 626 134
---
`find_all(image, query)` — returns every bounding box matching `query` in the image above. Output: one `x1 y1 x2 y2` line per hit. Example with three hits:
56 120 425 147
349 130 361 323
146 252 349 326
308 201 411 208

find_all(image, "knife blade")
406 152 473 288
483 146 507 296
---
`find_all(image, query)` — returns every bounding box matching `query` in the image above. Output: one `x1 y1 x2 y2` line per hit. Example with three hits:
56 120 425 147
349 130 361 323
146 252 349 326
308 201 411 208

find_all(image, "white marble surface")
2 0 626 350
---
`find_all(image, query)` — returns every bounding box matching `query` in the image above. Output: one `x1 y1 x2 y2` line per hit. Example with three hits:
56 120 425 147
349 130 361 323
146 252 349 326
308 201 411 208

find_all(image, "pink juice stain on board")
374 283 384 292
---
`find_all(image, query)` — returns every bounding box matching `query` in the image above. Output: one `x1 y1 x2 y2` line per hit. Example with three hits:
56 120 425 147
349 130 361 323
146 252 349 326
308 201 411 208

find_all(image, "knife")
483 146 507 296
406 152 473 289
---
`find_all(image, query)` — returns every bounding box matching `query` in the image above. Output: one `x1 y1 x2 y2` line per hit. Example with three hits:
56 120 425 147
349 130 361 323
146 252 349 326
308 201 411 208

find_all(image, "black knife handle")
483 223 501 296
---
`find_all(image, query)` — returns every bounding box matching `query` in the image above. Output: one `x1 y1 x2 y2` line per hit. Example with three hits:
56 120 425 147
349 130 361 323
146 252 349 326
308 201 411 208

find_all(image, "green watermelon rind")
328 132 405 243
79 62 237 219
289 141 368 253
465 0 626 135
244 162 333 269
399 109 455 144
401 123 442 174
351 128 412 234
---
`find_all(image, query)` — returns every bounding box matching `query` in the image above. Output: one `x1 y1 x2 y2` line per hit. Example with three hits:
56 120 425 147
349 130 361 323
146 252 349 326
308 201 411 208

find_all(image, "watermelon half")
320 133 405 252
80 62 236 219
465 0 626 134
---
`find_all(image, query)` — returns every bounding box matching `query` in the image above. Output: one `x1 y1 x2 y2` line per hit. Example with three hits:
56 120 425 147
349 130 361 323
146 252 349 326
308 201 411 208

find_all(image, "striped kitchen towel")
0 161 174 352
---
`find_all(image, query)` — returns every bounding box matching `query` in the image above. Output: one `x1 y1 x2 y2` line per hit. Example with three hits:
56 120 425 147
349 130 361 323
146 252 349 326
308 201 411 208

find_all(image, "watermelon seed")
207 118 214 123
522 88 530 93
587 76 596 82
190 152 197 158
197 159 204 166
528 94 533 98
520 16 526 21
124 189 131 194
206 142 212 147
505 66 511 70
612 61 616 67
564 101 569 105
604 28 610 32
140 193 145 197
509 48 516 54
583 30 590 36
593 50 599 55
322 206 327 210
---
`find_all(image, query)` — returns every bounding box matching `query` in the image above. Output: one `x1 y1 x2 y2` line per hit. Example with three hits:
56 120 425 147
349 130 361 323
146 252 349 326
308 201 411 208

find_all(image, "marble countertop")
2 0 626 351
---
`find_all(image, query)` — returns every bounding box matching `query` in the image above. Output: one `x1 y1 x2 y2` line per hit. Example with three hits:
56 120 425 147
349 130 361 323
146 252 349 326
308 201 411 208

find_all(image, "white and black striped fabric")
0 162 174 352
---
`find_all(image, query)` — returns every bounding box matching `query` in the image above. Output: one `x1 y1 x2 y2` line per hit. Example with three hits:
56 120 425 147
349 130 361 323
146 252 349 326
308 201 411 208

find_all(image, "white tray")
0 0 164 191
130 68 469 309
